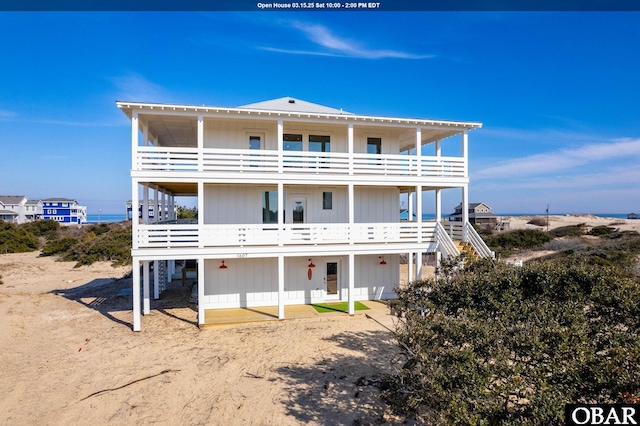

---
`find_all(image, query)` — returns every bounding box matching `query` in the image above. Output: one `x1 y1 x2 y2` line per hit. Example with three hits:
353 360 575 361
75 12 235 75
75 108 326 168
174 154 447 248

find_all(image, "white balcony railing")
135 222 441 249
134 147 466 178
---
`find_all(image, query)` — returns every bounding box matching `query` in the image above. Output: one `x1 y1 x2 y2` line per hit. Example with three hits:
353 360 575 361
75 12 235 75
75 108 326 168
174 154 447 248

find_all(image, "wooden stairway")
454 241 479 260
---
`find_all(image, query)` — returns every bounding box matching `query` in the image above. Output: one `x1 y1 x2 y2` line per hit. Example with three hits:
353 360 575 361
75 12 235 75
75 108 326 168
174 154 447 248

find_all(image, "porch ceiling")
151 182 198 196
144 115 198 147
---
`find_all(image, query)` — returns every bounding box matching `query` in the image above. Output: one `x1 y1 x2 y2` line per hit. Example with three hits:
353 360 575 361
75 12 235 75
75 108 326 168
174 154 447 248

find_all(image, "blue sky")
1 11 639 215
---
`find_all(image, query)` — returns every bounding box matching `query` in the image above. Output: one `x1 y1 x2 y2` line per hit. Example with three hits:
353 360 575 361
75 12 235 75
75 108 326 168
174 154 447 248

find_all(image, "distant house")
25 199 43 222
628 212 638 220
0 195 43 224
41 198 87 225
447 202 499 226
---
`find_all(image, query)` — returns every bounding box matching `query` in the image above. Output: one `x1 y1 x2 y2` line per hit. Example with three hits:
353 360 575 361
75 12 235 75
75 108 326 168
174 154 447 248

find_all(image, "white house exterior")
118 97 492 331
0 196 42 224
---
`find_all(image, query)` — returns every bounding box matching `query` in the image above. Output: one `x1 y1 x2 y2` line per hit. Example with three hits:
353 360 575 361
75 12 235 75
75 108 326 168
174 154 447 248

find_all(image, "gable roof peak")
237 97 353 115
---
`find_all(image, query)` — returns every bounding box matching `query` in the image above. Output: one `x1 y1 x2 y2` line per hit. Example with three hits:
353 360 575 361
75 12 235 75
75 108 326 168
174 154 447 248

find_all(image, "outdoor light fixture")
307 259 315 280
379 256 387 265
219 260 228 269
307 259 315 268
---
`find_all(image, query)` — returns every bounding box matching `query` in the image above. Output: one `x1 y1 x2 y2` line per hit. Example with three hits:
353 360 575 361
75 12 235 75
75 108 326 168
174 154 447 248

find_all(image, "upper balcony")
132 146 467 184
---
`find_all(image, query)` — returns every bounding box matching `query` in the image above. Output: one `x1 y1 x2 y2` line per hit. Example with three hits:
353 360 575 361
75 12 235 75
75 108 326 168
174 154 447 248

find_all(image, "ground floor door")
325 261 339 300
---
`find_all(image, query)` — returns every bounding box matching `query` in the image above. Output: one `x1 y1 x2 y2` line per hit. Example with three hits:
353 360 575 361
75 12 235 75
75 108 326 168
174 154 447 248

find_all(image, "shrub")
527 216 548 226
385 258 640 424
589 225 616 236
40 237 79 257
19 219 60 238
549 224 586 238
64 227 132 267
484 229 553 257
0 222 39 253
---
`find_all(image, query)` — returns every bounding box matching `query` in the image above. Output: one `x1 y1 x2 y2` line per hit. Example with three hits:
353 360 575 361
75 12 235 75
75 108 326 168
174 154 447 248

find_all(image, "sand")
1 214 638 425
0 252 403 425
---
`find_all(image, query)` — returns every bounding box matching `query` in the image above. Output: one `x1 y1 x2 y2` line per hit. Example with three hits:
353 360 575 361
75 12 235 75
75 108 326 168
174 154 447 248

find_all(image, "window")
309 135 330 153
262 191 278 224
249 135 261 150
283 134 303 151
323 192 333 210
367 137 381 155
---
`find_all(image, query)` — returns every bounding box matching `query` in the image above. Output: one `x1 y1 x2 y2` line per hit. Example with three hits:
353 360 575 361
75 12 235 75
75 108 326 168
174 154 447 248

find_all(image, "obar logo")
566 405 640 425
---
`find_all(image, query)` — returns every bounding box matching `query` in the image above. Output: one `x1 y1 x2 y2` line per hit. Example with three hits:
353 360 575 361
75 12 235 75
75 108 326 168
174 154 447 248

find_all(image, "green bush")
40 236 78 257
19 219 60 237
484 229 553 257
0 222 39 253
63 227 132 267
589 225 616 236
549 224 586 237
385 258 640 424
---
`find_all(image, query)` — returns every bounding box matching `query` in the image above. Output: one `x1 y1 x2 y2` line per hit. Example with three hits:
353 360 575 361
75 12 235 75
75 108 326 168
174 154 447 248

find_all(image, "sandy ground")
2 215 638 425
0 252 404 426
500 214 640 233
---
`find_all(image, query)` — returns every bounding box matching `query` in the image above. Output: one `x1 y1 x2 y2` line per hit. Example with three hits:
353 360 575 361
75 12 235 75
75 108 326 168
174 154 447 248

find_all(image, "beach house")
0 196 42 224
118 97 493 331
41 198 87 225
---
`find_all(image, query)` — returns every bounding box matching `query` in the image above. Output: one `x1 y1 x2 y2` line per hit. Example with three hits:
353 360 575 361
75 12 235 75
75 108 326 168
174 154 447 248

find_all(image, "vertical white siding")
355 187 399 223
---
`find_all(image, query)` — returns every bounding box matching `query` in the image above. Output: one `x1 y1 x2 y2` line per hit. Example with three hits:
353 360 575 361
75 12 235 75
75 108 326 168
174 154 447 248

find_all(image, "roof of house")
25 200 41 205
453 202 491 210
41 197 78 202
238 97 353 115
0 209 18 216
0 195 27 204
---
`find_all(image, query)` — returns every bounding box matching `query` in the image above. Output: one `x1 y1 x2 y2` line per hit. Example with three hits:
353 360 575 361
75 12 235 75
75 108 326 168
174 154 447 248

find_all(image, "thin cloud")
262 21 433 60
0 109 17 118
110 72 169 103
475 138 640 179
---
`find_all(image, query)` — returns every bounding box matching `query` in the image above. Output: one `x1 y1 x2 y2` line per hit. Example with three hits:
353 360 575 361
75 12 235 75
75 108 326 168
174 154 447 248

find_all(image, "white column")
132 258 141 331
143 261 150 314
278 255 285 319
160 190 166 222
462 131 468 177
151 185 158 224
198 181 204 248
197 115 204 172
131 181 139 249
462 184 469 241
435 189 442 223
278 182 284 246
348 123 354 175
197 257 205 327
142 184 149 225
348 184 354 245
131 110 139 170
153 260 159 300
348 253 355 315
416 128 422 176
416 185 423 280
277 119 284 174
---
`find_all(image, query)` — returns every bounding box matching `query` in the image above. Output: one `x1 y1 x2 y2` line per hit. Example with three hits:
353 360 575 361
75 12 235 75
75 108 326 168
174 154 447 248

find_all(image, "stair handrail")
464 222 495 259
435 221 461 258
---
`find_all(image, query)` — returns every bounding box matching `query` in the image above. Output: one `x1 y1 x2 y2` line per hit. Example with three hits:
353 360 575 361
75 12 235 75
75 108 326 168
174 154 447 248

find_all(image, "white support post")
142 184 149 225
348 183 354 245
408 190 414 221
198 181 204 248
131 110 139 170
462 184 469 241
435 188 442 272
153 260 159 300
348 253 355 315
132 258 141 331
131 181 139 249
197 115 204 172
160 190 166 222
143 261 150 314
416 184 423 280
277 119 283 174
348 123 354 175
151 185 158 224
278 255 285 319
278 182 284 246
408 252 414 283
462 131 469 177
197 257 205 327
416 128 422 176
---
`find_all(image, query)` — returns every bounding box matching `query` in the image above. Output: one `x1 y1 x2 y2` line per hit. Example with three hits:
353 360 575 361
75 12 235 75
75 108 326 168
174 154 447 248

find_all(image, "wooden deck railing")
134 147 466 178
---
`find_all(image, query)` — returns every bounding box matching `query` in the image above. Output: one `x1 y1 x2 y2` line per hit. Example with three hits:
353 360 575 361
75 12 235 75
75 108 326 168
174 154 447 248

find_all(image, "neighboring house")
447 202 500 226
628 213 638 220
118 97 493 331
0 195 30 224
41 198 87 225
24 199 43 222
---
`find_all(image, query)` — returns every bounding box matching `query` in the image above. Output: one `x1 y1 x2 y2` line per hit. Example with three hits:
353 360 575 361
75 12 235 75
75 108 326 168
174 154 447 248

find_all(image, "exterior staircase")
454 240 479 260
